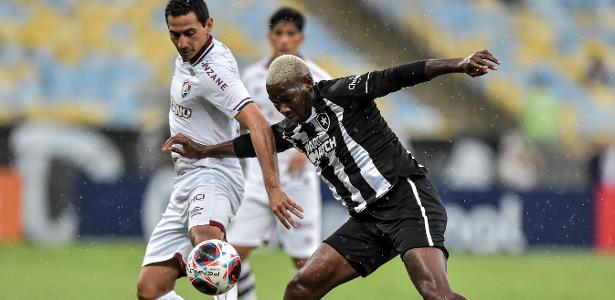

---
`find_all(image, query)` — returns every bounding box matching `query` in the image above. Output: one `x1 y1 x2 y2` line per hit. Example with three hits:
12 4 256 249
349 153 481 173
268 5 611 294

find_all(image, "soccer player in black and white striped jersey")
163 50 500 299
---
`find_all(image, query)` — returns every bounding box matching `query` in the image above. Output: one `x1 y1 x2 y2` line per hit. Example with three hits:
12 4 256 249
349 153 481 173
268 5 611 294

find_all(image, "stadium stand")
0 0 442 137
366 0 615 144
0 0 612 188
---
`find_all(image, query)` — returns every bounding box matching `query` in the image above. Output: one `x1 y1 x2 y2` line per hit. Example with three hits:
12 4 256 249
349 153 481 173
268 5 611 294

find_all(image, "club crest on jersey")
316 113 331 131
181 80 192 98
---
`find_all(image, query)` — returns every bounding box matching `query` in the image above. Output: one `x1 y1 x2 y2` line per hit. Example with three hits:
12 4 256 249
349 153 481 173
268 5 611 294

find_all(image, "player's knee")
291 257 308 269
415 280 458 300
136 279 165 300
189 224 224 246
285 272 314 299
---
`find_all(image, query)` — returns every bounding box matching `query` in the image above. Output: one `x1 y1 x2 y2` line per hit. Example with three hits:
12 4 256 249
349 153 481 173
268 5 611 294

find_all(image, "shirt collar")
187 35 214 65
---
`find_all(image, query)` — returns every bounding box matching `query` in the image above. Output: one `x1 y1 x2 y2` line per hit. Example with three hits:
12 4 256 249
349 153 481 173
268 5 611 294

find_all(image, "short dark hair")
268 7 305 32
165 0 210 26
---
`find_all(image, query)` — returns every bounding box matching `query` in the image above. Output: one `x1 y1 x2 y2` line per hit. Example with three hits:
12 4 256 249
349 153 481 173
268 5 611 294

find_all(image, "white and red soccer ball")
186 239 242 295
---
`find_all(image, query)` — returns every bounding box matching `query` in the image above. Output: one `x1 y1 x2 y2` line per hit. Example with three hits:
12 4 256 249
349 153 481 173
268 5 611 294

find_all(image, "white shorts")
228 177 321 258
142 167 244 268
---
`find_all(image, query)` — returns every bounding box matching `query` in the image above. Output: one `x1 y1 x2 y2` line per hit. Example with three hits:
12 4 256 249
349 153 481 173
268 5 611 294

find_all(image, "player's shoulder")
315 74 362 107
203 38 237 66
193 38 243 88
316 75 346 94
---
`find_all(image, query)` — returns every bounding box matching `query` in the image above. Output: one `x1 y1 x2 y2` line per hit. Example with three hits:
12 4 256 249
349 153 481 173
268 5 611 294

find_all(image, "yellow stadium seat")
484 78 523 118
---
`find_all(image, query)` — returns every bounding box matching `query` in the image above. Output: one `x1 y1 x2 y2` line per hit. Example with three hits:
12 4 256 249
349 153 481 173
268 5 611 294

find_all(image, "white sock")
237 261 257 300
214 284 238 300
156 290 184 300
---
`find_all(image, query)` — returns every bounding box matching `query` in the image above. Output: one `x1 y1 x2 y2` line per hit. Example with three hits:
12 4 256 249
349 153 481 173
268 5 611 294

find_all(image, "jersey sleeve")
200 62 253 118
232 121 294 158
241 64 271 112
317 60 429 102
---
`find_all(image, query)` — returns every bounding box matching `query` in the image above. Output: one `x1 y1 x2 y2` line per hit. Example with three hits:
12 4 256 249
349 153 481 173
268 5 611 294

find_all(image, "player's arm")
162 110 302 229
233 104 293 228
320 50 500 100
161 120 292 159
424 49 500 79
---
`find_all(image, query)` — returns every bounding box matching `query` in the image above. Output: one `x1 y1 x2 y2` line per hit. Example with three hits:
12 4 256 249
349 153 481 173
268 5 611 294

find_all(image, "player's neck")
186 35 213 64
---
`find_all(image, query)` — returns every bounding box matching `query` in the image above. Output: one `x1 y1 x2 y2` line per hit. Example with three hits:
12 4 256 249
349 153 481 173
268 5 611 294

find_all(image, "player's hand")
461 50 500 77
267 188 304 230
287 152 308 178
161 133 206 159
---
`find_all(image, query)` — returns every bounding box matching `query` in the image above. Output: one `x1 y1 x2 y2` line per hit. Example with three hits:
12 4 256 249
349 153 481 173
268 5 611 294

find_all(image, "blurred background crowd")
0 0 614 254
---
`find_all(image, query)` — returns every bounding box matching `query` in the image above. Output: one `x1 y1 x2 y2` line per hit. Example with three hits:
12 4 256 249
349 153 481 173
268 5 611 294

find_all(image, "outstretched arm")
161 123 291 159
319 50 500 100
162 136 235 158
425 49 500 79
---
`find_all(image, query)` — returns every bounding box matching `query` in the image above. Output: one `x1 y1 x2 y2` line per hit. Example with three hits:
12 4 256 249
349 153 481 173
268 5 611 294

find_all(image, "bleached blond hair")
266 54 311 86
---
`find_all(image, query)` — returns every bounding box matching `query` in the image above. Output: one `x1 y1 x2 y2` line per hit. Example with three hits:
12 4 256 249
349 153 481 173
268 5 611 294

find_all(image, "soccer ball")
186 239 242 295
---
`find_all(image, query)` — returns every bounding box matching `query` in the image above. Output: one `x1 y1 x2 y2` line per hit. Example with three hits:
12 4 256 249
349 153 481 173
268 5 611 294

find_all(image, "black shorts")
324 175 448 277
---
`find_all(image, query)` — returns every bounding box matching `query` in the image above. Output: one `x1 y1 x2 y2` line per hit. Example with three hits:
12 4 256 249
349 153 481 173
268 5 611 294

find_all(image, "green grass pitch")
1 241 614 299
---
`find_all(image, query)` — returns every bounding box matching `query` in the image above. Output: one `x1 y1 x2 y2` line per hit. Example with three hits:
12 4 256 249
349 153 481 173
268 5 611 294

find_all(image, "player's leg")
187 170 246 300
279 216 319 271
278 176 321 271
233 245 257 300
235 257 257 300
283 243 359 300
189 223 225 244
189 223 237 300
232 245 256 300
137 259 183 300
290 257 307 269
284 217 396 300
387 175 465 299
227 192 276 300
402 247 466 300
137 187 192 300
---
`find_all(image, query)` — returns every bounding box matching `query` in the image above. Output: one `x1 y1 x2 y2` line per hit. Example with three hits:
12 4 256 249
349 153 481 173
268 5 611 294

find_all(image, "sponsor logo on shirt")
347 75 361 90
305 136 336 165
191 193 205 203
202 63 228 91
190 207 204 219
170 98 192 118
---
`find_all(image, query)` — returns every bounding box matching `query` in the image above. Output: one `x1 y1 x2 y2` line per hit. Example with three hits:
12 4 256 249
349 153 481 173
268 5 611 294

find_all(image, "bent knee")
136 280 167 300
189 224 225 245
416 280 459 300
285 272 314 299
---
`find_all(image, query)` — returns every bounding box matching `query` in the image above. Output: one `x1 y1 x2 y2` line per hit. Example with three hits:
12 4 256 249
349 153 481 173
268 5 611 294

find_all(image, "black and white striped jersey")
235 60 430 213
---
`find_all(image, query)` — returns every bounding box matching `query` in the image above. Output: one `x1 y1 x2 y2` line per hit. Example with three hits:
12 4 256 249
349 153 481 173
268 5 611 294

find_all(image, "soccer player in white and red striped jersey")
229 7 331 300
136 1 302 300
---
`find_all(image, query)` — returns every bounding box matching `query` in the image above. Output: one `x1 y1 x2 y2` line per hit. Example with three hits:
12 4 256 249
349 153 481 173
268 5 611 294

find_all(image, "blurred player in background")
230 7 331 300
137 1 303 299
163 49 500 299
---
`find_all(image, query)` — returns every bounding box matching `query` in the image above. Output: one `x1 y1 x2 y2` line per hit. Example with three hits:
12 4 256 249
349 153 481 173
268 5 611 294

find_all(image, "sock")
237 261 257 300
156 290 184 300
214 284 238 300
